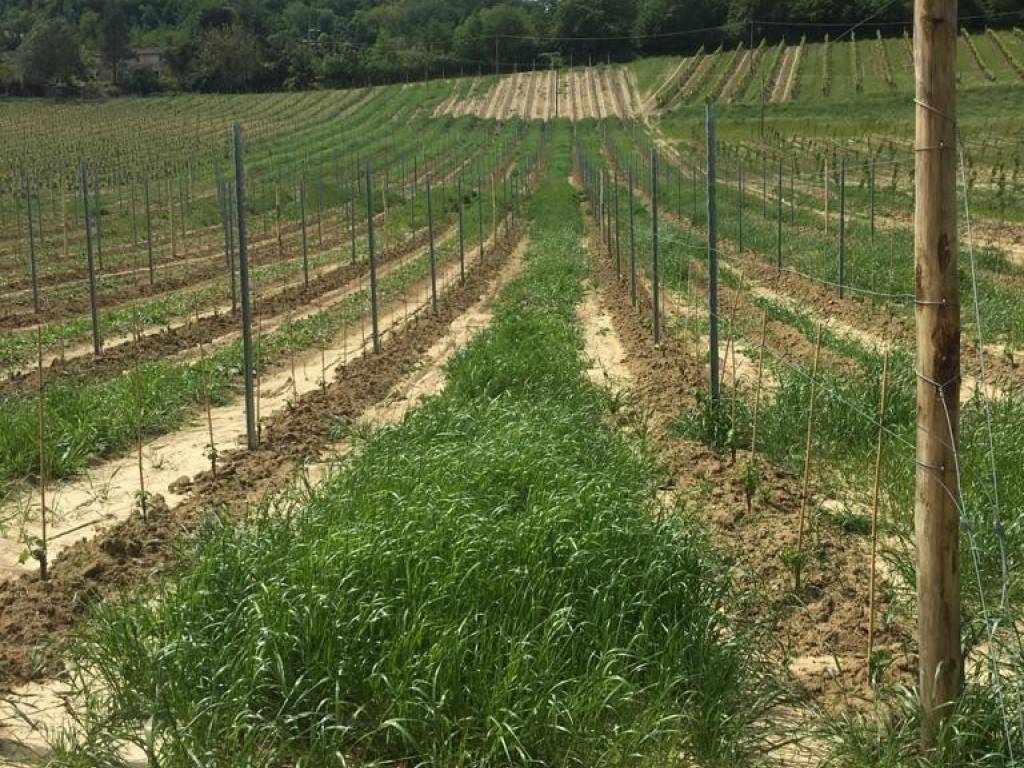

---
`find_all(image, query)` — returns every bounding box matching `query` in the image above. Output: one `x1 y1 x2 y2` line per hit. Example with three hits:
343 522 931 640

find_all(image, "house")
126 48 167 73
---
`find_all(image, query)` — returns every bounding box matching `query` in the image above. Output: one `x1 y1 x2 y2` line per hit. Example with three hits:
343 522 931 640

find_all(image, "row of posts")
578 106 862 402
227 121 543 449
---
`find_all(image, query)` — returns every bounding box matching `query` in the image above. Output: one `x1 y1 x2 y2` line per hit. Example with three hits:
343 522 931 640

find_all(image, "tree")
190 23 262 91
550 0 636 61
634 0 728 55
453 4 539 71
97 0 131 85
16 19 84 89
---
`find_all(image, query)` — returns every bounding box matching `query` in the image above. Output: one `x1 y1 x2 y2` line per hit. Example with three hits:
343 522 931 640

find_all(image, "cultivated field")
1 27 1024 768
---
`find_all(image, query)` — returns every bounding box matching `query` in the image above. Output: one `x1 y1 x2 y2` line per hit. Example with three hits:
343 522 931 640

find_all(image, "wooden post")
913 0 962 743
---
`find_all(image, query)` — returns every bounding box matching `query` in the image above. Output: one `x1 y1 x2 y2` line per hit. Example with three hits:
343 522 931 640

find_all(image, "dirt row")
579 188 915 717
436 68 635 122
771 46 799 103
0 222 528 692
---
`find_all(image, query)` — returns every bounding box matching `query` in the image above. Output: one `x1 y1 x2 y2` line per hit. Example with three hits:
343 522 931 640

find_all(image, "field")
1 26 1024 768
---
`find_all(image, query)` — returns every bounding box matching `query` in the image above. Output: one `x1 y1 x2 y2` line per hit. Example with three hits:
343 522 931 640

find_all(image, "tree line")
0 0 1019 96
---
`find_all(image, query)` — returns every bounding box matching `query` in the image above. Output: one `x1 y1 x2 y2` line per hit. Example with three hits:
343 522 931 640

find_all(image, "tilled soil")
582 199 915 710
0 226 525 690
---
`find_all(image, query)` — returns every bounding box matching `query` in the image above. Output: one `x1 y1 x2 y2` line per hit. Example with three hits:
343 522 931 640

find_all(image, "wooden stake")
868 347 890 663
913 0 962 741
796 323 823 557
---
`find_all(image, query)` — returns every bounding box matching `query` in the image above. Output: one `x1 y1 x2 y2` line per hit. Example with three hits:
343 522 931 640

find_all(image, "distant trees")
190 23 263 91
634 0 728 55
452 4 540 71
550 0 635 61
16 19 84 89
0 0 1021 95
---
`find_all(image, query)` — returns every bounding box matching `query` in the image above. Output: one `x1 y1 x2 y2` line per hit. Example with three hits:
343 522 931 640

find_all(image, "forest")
0 0 1020 95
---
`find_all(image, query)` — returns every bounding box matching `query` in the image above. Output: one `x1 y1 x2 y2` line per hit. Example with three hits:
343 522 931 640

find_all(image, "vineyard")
1 17 1024 768
633 26 1024 109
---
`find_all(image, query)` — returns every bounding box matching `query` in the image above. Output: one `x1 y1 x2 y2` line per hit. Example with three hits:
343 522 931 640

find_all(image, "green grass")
47 121 773 768
627 56 683 101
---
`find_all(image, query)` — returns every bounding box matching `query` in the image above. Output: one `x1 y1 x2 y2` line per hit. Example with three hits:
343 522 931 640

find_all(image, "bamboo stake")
36 326 48 582
61 190 68 260
195 300 217 476
867 347 890 663
275 184 284 260
750 311 768 456
796 323 823 560
256 306 263 443
685 260 694 358
168 179 177 259
289 310 298 401
132 307 147 524
823 158 829 234
318 283 327 393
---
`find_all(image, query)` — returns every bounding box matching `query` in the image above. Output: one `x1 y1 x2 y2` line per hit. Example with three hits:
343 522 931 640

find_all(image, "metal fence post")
233 124 257 450
706 105 720 402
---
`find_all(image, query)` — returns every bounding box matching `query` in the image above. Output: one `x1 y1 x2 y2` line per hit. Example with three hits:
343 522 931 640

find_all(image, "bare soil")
771 47 798 102
580 184 915 714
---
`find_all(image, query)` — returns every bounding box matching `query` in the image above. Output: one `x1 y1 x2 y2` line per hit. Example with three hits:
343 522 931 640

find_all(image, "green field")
1 29 1024 767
